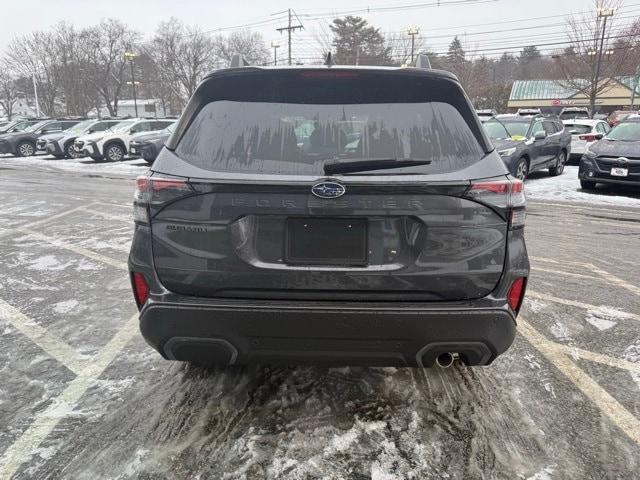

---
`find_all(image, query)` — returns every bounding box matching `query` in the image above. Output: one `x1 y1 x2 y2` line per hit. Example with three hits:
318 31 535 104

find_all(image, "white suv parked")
74 118 175 161
562 119 610 158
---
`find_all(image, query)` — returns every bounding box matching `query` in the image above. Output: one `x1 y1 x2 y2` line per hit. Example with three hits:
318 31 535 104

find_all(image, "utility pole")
407 26 420 65
590 6 614 116
32 73 40 117
276 9 303 66
271 41 280 66
124 50 139 117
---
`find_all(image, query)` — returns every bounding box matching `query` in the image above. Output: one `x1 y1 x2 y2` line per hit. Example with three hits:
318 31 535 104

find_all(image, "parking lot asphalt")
0 158 639 479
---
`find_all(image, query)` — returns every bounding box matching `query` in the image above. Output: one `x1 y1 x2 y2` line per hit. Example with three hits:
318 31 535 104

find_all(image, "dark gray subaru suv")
128 63 529 368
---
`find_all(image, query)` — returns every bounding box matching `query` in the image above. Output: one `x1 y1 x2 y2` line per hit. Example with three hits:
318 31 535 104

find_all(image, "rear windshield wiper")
323 158 431 175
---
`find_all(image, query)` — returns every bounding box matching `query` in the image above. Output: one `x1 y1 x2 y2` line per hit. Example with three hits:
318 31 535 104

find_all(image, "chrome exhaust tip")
436 352 455 368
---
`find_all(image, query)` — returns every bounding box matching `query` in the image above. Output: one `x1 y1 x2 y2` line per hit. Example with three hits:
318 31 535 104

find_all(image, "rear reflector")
131 272 150 308
507 277 526 313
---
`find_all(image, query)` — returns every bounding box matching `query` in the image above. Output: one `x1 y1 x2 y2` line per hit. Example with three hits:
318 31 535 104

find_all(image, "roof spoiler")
415 54 431 69
229 54 249 68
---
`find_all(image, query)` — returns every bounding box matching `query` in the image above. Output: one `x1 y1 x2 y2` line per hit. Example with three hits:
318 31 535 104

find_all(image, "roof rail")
229 54 249 68
415 54 431 69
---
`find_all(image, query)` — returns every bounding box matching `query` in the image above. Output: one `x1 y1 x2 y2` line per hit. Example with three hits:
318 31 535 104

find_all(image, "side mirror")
534 131 547 141
87 129 95 134
595 133 604 140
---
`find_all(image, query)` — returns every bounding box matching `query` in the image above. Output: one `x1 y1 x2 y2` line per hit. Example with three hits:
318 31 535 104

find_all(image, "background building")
88 99 167 118
507 77 640 114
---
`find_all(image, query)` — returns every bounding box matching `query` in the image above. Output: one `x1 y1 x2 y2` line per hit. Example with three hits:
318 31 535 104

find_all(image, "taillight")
578 134 598 142
507 277 527 313
133 175 192 224
465 178 526 229
131 272 150 308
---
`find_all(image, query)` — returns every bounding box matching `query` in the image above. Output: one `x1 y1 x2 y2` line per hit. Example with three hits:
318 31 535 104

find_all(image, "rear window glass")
565 124 591 134
175 100 484 175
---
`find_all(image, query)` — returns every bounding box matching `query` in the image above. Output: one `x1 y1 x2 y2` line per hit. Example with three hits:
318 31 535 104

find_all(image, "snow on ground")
2 156 639 209
525 166 640 208
0 154 148 177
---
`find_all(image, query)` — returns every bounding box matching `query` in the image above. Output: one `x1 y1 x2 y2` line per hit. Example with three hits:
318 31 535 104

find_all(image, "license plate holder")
285 218 368 266
611 167 628 177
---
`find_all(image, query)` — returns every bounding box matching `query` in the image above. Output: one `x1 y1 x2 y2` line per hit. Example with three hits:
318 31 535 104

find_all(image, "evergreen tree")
330 16 393 66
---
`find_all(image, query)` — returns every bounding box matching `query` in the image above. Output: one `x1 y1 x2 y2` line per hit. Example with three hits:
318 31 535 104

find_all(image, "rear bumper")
138 297 517 367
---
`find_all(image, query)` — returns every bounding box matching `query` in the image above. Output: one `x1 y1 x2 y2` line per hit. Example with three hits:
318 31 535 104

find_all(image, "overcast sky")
0 0 612 60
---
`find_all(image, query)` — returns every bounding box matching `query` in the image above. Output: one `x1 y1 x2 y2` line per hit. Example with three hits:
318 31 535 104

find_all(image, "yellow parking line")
586 264 640 297
16 227 128 271
518 318 640 446
0 298 85 375
526 290 640 322
79 207 132 222
556 344 640 374
0 314 138 480
532 267 598 280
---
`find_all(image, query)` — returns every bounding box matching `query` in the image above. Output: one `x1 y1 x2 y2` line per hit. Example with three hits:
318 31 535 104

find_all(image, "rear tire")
580 180 596 190
104 143 125 162
549 150 566 176
16 141 36 157
514 158 528 181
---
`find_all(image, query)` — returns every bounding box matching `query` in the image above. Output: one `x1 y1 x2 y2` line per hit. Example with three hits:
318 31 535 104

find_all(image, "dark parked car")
0 119 82 157
495 114 571 179
483 119 529 180
128 122 176 164
0 118 45 135
607 110 637 128
128 62 529 369
579 118 640 190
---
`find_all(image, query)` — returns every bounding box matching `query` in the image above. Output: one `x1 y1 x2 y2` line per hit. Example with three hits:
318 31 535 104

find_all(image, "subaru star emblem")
616 157 629 165
311 181 346 199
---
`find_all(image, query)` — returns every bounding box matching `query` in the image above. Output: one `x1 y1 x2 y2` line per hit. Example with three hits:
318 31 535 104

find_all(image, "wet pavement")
0 159 639 479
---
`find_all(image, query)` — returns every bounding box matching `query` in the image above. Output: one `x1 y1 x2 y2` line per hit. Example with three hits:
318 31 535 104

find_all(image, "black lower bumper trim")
140 300 517 367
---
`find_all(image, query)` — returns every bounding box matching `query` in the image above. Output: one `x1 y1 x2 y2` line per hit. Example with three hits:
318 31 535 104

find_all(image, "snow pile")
0 154 148 177
525 166 640 208
584 306 634 331
621 341 640 390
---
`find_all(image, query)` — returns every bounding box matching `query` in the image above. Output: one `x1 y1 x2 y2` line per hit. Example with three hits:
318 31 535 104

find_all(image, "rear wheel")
580 179 596 190
514 158 528 181
16 142 35 157
105 143 125 162
549 150 566 176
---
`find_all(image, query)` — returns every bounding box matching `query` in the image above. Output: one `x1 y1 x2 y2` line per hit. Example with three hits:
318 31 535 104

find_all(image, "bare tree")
78 19 140 117
554 0 638 114
386 32 428 66
0 63 19 119
6 31 62 116
213 31 270 67
147 18 217 109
